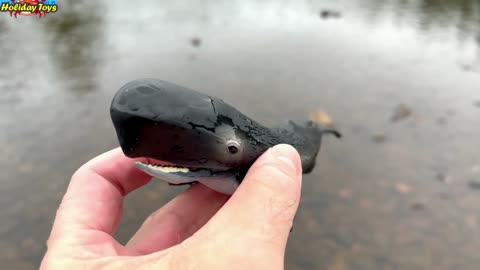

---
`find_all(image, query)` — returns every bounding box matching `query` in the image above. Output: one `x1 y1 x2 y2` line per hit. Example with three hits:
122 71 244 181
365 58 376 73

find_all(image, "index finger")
49 147 151 241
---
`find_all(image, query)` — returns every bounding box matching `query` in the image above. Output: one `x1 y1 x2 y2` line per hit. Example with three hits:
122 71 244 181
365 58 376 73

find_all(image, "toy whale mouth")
134 159 240 195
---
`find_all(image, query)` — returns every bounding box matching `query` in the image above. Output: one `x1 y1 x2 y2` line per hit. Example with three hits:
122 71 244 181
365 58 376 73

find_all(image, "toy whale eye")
228 145 238 154
226 141 240 154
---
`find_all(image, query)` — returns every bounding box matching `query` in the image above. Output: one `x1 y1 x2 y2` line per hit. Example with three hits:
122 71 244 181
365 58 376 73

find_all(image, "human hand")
41 144 302 270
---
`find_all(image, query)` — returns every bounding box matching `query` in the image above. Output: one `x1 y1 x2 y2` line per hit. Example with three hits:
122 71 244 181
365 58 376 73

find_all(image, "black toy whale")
110 79 340 194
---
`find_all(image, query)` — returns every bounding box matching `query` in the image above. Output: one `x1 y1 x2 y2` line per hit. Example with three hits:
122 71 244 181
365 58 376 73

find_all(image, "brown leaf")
310 110 333 126
395 182 411 194
337 188 353 199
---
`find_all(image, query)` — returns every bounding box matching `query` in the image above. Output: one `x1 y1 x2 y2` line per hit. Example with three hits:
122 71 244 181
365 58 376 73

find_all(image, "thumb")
203 144 302 251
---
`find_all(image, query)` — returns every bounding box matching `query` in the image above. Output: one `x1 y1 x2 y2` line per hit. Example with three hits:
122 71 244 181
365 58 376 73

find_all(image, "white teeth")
139 162 190 173
154 166 190 173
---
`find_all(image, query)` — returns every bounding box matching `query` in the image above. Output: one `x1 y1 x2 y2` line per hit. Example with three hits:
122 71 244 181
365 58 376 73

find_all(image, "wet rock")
372 134 386 143
319 9 342 19
391 104 412 122
468 179 480 190
190 37 201 47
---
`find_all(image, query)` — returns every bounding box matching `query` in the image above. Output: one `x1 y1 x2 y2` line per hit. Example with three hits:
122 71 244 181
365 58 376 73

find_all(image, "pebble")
391 104 412 122
372 134 386 143
190 37 201 47
435 173 452 184
468 179 480 190
410 202 425 210
436 117 447 125
319 10 342 19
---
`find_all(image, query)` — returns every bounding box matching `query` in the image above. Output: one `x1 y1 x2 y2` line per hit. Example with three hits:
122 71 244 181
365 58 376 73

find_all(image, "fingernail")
270 144 301 175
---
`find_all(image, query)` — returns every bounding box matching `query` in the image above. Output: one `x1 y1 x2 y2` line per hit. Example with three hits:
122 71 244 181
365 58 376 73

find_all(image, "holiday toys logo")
0 0 57 18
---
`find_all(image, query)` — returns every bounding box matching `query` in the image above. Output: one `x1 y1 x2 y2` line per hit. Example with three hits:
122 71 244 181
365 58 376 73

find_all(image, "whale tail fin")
290 120 342 140
285 120 341 174
318 126 342 138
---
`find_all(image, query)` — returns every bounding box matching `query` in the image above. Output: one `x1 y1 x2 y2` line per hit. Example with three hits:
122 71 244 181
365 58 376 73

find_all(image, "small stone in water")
391 104 412 122
191 37 201 47
468 180 480 190
372 134 386 143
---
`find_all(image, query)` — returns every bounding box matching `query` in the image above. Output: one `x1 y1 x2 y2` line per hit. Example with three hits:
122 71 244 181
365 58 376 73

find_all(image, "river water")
0 0 479 269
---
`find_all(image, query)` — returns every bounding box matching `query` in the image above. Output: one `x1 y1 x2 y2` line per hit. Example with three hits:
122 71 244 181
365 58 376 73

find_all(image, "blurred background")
1 0 479 269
